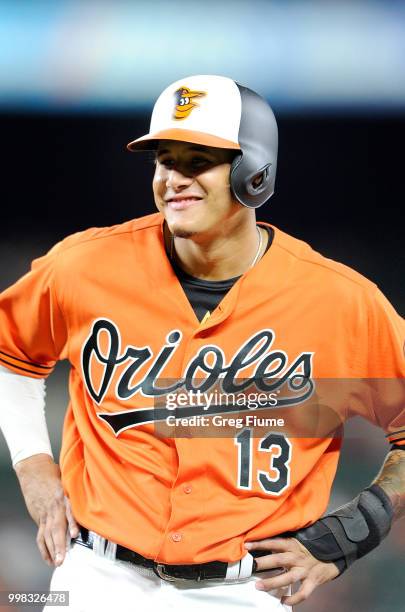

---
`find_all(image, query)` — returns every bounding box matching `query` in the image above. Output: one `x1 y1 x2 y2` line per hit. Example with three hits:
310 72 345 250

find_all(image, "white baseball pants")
45 542 292 612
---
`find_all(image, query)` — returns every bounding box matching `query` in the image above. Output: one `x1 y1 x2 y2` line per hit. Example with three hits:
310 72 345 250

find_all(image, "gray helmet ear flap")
230 84 278 209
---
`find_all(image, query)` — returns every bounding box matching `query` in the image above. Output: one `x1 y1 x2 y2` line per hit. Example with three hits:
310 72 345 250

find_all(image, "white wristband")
0 365 53 466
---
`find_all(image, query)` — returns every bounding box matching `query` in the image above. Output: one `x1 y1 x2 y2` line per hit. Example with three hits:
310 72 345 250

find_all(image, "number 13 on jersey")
235 429 292 495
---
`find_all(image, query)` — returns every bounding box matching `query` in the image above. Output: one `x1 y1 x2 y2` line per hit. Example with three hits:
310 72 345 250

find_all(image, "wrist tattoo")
372 449 405 521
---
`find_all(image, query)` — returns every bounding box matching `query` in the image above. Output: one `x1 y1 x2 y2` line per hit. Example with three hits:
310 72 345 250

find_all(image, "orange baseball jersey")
0 212 404 564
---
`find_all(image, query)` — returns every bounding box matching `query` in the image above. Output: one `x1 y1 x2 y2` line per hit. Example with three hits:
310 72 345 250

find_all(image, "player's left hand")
245 536 339 606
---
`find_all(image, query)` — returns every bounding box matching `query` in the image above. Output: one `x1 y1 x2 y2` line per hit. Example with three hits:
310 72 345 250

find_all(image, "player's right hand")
14 453 79 567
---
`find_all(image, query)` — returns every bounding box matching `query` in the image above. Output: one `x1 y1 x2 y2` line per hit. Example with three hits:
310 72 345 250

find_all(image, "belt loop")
238 552 255 579
225 560 241 581
93 533 107 557
105 540 118 561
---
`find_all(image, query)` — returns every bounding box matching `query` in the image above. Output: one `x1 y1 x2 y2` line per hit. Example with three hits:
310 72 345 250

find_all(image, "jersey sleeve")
349 287 405 446
0 243 67 378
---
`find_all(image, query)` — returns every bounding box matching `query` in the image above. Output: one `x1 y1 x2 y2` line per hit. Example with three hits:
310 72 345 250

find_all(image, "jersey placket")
155 286 241 562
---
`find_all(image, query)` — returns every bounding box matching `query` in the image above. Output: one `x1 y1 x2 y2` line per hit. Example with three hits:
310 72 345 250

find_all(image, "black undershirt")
171 226 274 322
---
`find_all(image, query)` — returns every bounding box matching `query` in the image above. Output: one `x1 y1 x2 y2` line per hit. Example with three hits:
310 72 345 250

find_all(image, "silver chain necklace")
250 226 263 268
169 225 263 269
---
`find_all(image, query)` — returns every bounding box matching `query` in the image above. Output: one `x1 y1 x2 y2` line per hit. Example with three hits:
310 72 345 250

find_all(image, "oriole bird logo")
173 86 206 120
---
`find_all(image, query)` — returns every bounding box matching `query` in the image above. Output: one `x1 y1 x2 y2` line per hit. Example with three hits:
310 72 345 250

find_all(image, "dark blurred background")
0 1 404 611
1 112 404 308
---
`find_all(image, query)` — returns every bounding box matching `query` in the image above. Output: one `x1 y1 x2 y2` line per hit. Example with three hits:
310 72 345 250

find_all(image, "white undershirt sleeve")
0 364 53 466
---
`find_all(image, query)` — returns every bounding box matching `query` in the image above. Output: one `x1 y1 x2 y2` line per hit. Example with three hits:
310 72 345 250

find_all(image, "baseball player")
0 75 404 612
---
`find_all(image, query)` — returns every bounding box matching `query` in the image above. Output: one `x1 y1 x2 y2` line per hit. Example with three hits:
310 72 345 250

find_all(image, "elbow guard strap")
293 484 394 574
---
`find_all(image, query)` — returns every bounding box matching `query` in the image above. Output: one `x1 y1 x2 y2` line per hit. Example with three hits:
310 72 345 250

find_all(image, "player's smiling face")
153 141 241 239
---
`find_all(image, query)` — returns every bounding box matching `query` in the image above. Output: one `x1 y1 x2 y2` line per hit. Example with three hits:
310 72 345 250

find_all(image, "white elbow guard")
0 365 53 466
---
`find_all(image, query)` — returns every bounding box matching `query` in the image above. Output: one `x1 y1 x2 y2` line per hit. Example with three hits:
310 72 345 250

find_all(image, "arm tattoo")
372 449 405 521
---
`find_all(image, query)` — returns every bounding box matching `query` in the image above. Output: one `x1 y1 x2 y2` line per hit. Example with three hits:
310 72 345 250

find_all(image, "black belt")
73 526 262 581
